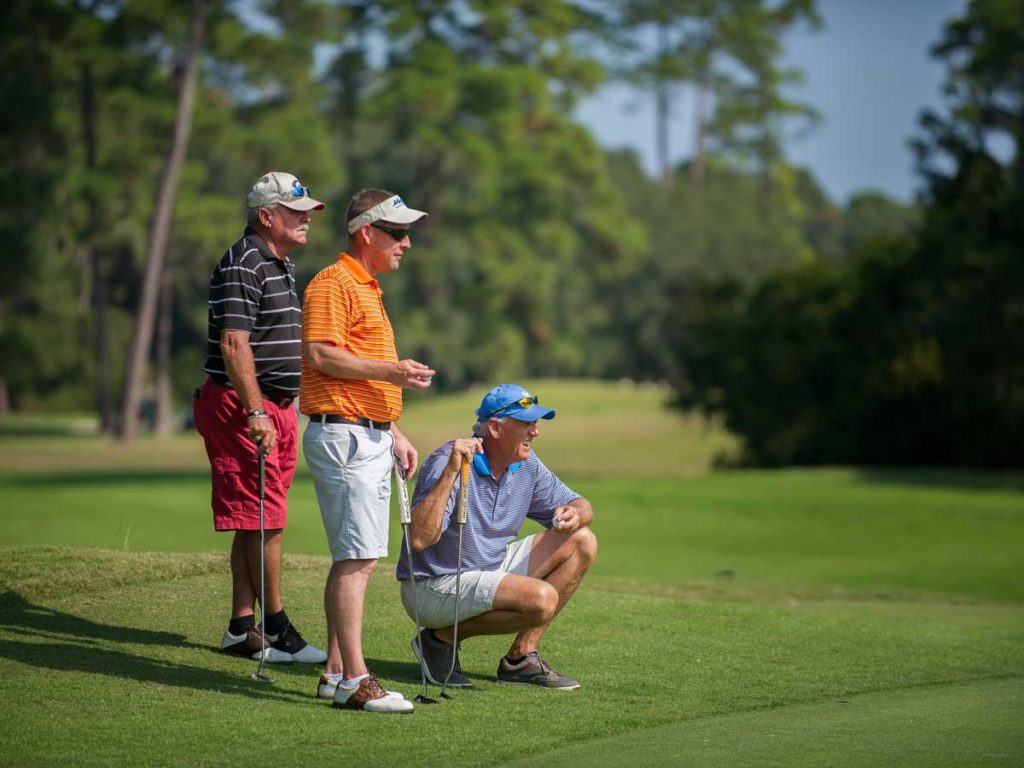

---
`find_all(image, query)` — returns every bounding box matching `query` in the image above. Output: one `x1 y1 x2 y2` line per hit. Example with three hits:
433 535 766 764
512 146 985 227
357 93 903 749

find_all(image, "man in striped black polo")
301 188 434 713
399 384 597 690
193 171 327 665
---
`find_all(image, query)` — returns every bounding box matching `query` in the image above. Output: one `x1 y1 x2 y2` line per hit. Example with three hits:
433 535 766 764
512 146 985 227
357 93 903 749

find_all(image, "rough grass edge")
0 545 331 607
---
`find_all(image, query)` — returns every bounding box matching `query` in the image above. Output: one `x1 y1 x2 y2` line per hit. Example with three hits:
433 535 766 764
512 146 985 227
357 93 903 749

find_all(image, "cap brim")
379 207 428 225
503 406 556 422
279 197 325 211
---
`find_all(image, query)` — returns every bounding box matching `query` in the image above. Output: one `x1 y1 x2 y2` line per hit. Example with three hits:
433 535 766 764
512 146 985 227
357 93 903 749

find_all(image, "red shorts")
192 379 297 531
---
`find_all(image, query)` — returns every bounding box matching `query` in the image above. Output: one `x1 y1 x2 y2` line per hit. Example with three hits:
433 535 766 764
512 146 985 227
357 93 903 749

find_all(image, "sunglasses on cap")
289 180 312 198
371 223 411 241
484 395 539 420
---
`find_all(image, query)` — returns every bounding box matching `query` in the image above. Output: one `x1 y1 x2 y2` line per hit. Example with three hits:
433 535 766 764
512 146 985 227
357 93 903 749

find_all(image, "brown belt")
262 391 295 408
312 414 391 431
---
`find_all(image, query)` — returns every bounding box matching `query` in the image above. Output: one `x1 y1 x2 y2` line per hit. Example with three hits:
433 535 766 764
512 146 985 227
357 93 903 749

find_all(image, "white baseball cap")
346 194 428 233
247 171 325 212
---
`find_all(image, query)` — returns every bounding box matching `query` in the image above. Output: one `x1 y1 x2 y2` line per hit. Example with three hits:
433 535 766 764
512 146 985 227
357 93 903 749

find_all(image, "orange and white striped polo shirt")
300 253 402 422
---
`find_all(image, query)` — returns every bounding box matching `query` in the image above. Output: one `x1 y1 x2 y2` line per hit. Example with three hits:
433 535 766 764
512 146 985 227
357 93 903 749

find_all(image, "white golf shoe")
317 674 404 701
332 674 413 714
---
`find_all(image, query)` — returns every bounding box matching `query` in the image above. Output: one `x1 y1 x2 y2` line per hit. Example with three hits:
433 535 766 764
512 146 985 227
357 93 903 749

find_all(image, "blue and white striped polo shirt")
397 442 581 580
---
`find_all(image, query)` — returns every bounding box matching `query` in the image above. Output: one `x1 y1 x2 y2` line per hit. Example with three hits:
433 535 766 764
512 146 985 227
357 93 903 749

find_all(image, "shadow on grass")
365 655 492 690
0 592 306 702
852 467 1024 492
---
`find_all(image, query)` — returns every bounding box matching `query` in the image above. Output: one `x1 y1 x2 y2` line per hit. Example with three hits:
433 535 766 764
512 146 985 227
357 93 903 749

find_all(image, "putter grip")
457 458 470 524
393 463 412 525
257 452 265 497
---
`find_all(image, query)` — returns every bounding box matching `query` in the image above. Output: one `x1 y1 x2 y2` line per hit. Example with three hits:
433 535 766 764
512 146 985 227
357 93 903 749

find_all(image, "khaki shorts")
303 421 395 561
399 534 536 628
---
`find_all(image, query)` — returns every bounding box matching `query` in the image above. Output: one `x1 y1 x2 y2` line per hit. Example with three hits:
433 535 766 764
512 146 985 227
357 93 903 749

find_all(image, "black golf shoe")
411 629 472 687
264 622 327 664
219 626 293 663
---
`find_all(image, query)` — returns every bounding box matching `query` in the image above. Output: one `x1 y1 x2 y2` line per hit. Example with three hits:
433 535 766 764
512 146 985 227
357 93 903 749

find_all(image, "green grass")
1 380 1022 766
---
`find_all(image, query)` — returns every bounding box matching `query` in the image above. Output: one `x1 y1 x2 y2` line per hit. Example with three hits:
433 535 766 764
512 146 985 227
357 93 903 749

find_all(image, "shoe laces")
362 674 387 699
526 652 556 677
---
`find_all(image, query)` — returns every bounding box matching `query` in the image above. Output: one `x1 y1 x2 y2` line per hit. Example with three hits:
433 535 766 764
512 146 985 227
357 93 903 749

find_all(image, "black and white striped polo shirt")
203 228 301 397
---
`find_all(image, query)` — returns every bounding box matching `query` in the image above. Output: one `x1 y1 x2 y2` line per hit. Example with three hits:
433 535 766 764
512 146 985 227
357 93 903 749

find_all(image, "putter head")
413 694 439 704
438 691 453 700
249 671 273 683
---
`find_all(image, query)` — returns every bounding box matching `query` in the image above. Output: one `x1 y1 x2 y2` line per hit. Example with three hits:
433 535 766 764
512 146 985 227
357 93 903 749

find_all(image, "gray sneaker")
411 629 473 688
497 652 580 690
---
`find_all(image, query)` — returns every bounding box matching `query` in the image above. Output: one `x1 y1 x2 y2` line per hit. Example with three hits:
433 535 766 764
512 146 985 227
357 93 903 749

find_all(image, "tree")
615 0 820 188
119 0 208 442
666 0 1024 467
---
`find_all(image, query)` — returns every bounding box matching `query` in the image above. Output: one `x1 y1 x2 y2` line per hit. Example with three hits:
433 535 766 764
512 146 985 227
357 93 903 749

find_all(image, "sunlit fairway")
1 380 1022 766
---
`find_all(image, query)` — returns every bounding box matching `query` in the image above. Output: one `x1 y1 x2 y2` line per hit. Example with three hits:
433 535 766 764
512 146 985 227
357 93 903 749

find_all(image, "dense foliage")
0 0 834 417
6 0 1015 467
670 0 1024 467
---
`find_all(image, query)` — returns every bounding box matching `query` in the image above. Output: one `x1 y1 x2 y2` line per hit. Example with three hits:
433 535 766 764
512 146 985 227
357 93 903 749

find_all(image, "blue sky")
574 0 967 204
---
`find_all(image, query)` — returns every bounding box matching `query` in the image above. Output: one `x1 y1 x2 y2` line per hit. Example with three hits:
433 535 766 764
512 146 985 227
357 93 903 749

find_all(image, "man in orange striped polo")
300 188 434 714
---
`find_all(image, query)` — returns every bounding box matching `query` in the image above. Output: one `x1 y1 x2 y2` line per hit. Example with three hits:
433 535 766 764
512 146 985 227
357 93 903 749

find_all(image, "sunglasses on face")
371 223 411 241
485 395 538 420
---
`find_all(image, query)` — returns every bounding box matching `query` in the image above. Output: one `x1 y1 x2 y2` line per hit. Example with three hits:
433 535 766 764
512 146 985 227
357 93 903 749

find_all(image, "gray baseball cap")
247 171 325 212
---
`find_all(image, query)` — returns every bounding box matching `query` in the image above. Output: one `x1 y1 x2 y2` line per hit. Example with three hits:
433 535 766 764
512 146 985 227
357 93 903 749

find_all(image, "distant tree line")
5 0 1014 468
669 0 1024 467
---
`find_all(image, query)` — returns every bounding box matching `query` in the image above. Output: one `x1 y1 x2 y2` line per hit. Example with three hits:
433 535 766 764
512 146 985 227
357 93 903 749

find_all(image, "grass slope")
2 380 1023 765
2 469 1021 603
502 680 1024 768
0 549 1021 767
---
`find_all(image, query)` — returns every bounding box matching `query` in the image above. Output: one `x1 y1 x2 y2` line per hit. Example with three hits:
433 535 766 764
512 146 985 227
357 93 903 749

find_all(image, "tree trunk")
154 264 175 436
118 0 207 442
80 59 114 433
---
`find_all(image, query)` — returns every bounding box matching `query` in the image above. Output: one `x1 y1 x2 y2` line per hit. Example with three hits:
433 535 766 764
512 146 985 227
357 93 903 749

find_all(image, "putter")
393 457 439 705
438 457 470 699
250 449 273 683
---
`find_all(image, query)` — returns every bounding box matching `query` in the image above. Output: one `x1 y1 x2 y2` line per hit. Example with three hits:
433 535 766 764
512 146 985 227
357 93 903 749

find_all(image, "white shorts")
303 421 395 561
399 534 536 628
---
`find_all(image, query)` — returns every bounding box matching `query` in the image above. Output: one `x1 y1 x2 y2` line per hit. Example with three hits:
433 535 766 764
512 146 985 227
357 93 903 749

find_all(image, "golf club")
393 456 439 705
438 456 470 698
250 449 273 683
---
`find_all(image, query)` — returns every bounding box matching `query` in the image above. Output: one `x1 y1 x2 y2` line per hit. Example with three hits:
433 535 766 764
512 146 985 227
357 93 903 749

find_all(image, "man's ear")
258 207 274 227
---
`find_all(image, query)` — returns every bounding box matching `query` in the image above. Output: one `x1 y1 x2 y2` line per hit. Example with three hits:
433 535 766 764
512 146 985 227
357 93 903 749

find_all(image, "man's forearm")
409 467 460 550
569 498 594 528
306 342 395 383
221 331 264 412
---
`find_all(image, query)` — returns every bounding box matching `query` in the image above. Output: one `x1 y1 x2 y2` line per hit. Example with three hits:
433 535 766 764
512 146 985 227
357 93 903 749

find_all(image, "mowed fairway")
1 380 1022 767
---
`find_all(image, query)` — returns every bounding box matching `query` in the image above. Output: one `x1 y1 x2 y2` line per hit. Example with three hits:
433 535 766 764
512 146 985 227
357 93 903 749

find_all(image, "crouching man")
399 384 597 690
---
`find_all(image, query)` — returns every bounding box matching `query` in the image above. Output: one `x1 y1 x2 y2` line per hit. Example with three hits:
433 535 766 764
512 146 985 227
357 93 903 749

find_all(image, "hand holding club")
248 415 276 455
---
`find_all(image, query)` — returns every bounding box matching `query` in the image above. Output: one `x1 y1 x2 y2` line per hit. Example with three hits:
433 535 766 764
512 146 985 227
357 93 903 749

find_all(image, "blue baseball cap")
476 384 555 423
